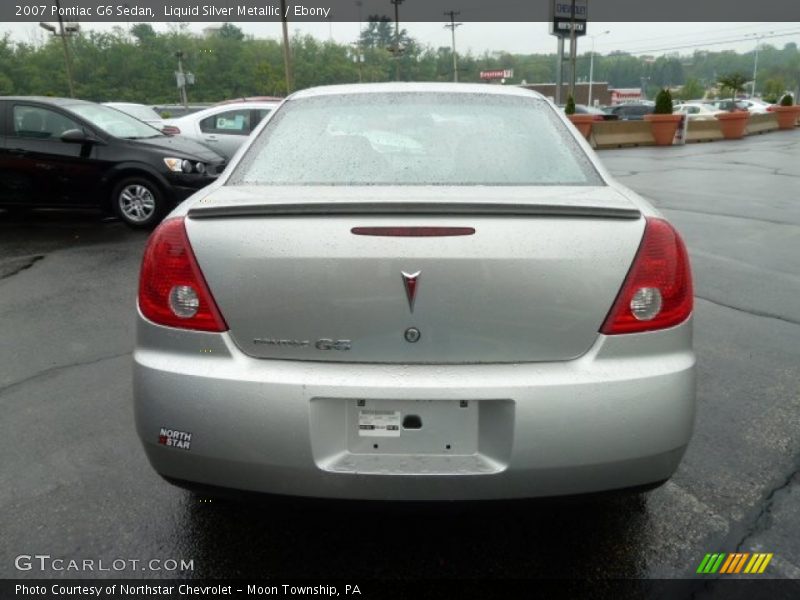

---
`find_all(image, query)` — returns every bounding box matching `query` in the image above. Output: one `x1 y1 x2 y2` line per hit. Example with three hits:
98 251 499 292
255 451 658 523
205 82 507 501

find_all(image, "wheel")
111 176 167 229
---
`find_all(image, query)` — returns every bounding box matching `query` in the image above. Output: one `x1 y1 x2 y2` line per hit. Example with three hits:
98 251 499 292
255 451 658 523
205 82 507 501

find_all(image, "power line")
604 29 800 57
593 23 786 51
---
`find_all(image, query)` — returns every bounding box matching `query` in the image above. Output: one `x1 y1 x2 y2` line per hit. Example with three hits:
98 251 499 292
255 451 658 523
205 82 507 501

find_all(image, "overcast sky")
2 21 798 57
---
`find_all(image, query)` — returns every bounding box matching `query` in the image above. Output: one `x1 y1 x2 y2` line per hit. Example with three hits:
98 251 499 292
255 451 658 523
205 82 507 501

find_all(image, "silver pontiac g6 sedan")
134 83 695 500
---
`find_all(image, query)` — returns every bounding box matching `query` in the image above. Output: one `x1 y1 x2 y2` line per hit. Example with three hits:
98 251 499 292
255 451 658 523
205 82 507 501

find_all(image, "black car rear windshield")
69 103 162 139
230 93 603 186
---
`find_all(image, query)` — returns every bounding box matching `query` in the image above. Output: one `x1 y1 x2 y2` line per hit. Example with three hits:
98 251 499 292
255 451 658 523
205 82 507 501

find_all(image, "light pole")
747 31 773 98
587 29 610 107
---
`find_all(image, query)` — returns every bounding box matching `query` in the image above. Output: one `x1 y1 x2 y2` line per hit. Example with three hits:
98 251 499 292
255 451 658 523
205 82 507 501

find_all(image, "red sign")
611 89 643 105
480 69 513 80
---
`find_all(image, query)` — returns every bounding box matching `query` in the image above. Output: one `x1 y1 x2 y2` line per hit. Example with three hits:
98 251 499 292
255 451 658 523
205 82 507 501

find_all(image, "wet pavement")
1 131 799 583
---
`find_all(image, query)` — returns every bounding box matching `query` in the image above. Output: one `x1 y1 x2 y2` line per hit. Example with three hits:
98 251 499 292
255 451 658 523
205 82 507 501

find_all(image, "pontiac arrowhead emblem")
401 271 421 313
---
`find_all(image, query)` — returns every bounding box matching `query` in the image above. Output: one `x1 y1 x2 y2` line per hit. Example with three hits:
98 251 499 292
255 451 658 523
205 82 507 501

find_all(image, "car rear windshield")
110 104 162 122
230 93 603 186
69 103 163 139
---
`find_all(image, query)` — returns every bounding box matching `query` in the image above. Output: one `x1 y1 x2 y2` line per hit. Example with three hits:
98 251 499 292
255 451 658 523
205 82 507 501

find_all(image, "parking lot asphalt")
1 131 799 583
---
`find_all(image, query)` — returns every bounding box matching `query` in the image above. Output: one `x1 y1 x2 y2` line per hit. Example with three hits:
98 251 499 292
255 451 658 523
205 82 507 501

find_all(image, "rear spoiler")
187 201 641 220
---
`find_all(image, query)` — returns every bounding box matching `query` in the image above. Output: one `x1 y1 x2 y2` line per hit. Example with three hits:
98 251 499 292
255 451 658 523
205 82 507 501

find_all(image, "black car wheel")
112 177 167 229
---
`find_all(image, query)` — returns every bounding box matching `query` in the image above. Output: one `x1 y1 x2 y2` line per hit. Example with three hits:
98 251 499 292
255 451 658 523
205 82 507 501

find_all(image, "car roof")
215 96 284 105
290 82 547 101
0 96 96 107
167 101 279 121
103 102 152 108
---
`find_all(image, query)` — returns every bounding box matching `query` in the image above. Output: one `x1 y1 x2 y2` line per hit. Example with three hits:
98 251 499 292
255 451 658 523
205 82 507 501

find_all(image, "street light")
588 29 610 107
747 31 774 98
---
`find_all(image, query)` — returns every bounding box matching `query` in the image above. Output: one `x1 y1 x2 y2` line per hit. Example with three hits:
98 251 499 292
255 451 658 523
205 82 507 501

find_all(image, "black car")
0 97 226 228
573 104 619 121
606 103 655 121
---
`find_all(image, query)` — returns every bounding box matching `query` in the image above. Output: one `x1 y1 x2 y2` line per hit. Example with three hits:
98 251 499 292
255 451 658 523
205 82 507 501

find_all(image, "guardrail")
591 112 795 149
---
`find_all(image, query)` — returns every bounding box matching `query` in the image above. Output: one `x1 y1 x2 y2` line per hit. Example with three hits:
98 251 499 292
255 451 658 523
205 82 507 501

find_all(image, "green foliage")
762 77 786 100
717 72 748 102
565 94 576 115
217 23 245 41
780 93 794 106
0 27 798 104
654 88 673 114
675 78 705 101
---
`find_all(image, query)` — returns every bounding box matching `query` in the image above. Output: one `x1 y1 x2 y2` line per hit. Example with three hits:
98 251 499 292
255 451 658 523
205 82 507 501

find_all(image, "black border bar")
3 0 800 22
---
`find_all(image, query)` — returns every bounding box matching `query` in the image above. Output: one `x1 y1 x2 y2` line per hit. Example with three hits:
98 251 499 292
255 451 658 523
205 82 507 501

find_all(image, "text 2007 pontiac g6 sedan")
134 83 695 500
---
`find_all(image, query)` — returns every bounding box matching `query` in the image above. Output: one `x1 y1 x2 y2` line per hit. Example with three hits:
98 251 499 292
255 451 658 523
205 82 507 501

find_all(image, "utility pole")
568 0 577 99
279 0 293 93
355 0 364 83
444 11 461 83
175 51 188 108
39 0 77 97
390 0 404 81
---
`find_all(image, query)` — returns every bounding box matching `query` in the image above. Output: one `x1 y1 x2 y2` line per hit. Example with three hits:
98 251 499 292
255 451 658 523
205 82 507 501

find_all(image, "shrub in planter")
565 94 594 140
715 73 750 139
565 95 576 115
774 94 798 129
654 88 673 115
644 88 682 146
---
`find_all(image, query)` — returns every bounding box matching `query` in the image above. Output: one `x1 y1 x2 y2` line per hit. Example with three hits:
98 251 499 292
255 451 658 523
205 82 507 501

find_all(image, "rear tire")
111 176 167 229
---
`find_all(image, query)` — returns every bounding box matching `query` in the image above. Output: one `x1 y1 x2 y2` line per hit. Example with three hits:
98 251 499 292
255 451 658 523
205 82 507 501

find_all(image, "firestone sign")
480 69 514 80
550 0 588 37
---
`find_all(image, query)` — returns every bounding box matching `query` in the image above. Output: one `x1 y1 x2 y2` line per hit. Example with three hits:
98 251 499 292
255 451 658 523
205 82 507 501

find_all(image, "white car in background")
162 101 279 159
672 102 725 120
737 99 772 114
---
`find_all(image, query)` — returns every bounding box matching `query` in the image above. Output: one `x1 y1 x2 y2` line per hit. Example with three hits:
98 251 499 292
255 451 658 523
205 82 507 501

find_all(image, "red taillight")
161 125 180 135
138 217 227 332
600 217 693 335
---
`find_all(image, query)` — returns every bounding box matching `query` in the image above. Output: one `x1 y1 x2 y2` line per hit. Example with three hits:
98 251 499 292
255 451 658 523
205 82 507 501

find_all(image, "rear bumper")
133 315 696 500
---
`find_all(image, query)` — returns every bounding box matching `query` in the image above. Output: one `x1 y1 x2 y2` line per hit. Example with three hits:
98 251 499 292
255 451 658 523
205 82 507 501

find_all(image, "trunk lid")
186 186 644 364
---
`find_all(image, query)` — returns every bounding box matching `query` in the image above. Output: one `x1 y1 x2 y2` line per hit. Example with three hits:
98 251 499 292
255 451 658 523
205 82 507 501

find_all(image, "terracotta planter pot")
643 113 682 146
567 114 595 140
715 111 750 139
773 105 799 130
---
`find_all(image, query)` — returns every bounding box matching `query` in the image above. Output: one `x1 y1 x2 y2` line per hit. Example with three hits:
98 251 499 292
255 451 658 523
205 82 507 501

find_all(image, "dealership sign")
480 69 514 80
550 0 588 37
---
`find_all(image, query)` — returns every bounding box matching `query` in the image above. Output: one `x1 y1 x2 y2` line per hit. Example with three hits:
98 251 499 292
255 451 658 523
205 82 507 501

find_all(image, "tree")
717 72 748 101
762 77 786 102
676 77 705 100
131 24 156 44
218 23 245 41
360 15 411 52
